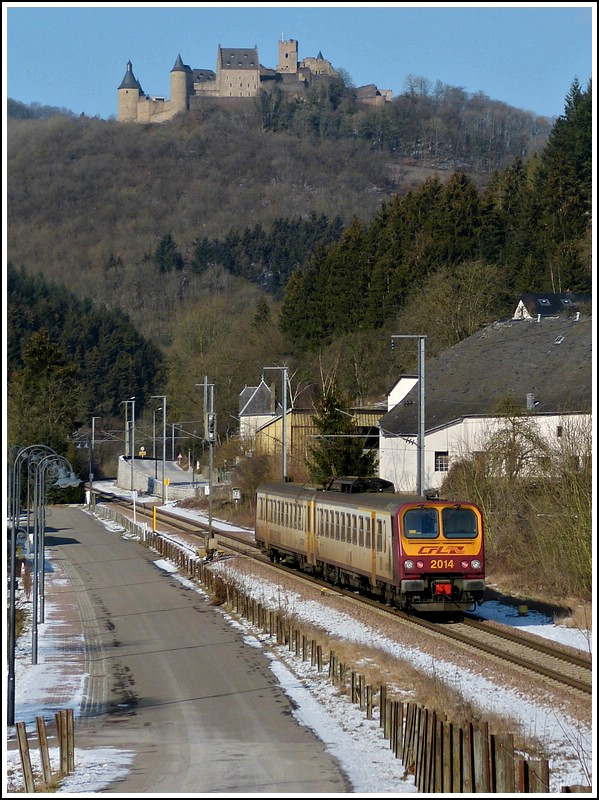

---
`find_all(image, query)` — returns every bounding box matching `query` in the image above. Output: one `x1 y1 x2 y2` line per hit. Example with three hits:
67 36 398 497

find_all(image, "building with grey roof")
378 315 592 492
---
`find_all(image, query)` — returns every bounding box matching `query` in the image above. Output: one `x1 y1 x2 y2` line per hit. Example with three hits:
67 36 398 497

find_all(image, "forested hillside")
6 78 591 451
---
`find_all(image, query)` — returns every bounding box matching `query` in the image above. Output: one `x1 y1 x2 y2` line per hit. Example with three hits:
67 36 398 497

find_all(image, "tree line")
278 80 592 350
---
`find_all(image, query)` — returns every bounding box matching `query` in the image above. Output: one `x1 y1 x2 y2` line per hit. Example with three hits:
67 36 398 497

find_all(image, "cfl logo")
417 545 466 555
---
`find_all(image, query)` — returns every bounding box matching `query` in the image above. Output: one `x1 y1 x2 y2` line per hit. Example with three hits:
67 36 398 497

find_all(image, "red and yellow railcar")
255 481 485 613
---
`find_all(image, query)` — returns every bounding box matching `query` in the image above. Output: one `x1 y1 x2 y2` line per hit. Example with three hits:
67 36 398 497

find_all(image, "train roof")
257 481 427 512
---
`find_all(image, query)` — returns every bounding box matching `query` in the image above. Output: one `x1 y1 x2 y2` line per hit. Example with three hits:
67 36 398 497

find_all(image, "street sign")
139 446 146 457
232 488 241 500
164 478 170 486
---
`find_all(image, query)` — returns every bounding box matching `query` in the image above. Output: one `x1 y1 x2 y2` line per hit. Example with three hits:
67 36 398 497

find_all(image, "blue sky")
3 3 595 120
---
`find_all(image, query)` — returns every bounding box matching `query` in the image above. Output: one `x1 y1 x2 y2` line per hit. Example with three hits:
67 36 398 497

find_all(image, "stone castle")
118 37 391 123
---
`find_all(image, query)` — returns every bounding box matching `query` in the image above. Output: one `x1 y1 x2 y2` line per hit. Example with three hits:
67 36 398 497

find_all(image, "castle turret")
277 38 298 74
170 54 189 114
117 61 142 122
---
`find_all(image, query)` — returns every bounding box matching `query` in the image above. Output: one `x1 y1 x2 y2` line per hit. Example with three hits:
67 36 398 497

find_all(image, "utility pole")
264 366 288 481
391 335 426 495
197 377 216 557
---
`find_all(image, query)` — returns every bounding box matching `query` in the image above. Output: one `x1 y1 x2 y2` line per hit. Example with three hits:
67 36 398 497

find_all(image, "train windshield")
403 507 439 539
441 506 478 539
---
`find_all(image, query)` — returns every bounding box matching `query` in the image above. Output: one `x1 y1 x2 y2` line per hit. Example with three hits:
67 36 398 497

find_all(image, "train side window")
335 511 340 540
403 508 439 538
359 516 364 547
376 519 383 552
442 507 478 539
352 514 357 545
365 517 371 548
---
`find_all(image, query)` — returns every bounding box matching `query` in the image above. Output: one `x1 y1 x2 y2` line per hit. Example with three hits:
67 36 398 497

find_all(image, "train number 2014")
430 559 454 569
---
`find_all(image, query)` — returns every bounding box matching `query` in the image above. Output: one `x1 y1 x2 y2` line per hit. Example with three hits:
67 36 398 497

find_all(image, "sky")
3 2 595 121
5 489 594 794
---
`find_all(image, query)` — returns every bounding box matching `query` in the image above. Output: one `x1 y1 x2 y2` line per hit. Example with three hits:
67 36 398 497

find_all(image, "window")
561 298 572 305
376 519 383 552
359 517 364 547
441 507 478 539
539 298 551 305
403 508 439 539
557 425 563 438
435 451 449 472
365 517 371 548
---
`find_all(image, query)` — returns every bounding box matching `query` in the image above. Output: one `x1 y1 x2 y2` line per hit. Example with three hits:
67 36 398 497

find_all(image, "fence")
93 505 590 794
14 709 75 792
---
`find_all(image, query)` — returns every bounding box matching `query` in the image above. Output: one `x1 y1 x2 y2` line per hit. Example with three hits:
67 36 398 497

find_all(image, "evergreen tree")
306 386 378 485
154 233 185 273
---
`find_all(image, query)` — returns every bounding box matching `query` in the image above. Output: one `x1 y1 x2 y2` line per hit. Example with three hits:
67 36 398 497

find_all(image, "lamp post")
89 415 101 506
391 335 426 495
151 395 167 502
8 444 56 724
264 366 288 481
7 445 80 723
31 453 81 658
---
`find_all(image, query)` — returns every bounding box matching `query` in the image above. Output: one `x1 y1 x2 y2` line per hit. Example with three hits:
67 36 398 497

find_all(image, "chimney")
537 313 541 322
526 393 535 410
575 311 580 321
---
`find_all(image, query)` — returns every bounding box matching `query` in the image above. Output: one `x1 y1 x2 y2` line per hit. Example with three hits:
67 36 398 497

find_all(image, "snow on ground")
5 492 594 794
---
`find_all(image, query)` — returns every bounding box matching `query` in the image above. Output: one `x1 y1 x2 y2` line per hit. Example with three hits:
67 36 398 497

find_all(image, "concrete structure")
378 315 592 493
118 37 391 123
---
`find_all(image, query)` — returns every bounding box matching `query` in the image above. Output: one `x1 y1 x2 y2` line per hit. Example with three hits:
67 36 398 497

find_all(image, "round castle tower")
117 61 143 122
170 54 189 115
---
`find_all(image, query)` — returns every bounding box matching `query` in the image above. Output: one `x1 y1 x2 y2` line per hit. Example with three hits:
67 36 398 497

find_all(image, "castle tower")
170 54 189 114
117 61 142 122
277 38 298 73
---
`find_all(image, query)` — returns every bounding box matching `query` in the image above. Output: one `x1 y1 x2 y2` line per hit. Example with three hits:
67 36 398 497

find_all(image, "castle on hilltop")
118 37 392 123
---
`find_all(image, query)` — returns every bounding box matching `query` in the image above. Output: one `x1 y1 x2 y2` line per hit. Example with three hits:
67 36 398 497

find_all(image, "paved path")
12 506 351 793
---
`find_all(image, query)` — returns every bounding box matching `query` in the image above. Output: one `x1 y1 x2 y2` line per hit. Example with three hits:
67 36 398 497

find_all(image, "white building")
378 315 592 493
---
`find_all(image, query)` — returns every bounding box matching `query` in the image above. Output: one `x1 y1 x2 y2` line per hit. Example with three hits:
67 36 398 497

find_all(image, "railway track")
99 495 593 696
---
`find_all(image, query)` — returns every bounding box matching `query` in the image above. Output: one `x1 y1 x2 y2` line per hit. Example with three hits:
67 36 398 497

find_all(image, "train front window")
403 507 439 539
442 506 478 539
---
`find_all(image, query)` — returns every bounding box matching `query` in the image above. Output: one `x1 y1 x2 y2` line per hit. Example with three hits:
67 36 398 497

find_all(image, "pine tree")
306 386 378 485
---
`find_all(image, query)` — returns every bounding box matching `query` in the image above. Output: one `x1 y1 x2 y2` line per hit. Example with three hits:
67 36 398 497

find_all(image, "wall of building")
379 413 591 493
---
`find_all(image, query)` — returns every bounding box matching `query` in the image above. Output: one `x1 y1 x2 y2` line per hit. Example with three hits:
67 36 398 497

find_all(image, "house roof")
514 292 591 318
239 380 279 417
219 48 259 70
379 316 592 436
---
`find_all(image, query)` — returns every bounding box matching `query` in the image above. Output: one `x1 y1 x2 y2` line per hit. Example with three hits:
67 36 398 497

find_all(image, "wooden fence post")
66 708 75 774
473 720 491 792
492 732 515 792
36 716 53 787
15 722 35 793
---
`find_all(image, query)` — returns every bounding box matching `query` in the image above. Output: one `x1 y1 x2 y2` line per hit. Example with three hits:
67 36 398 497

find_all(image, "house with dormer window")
378 315 592 493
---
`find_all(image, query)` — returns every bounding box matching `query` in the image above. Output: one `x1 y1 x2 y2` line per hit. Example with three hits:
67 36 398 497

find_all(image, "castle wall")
217 68 260 97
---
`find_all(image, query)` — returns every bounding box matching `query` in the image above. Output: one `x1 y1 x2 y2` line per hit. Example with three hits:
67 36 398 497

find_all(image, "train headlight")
471 559 482 570
404 559 414 570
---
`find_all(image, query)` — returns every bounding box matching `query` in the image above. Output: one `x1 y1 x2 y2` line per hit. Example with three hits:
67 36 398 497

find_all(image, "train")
255 478 485 613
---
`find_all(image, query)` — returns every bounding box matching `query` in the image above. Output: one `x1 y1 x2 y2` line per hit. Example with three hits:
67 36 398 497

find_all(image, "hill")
7 85 552 334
